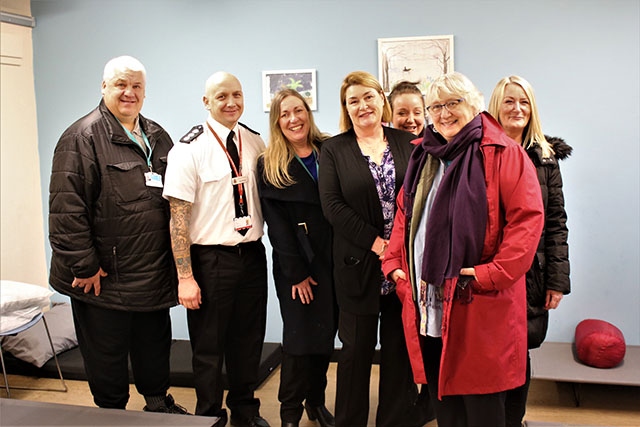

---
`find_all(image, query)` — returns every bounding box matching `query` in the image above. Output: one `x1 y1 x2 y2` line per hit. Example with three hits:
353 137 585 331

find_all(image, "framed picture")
378 35 454 94
262 69 317 111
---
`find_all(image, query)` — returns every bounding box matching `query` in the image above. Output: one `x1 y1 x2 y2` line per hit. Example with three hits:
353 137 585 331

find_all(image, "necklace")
357 135 387 165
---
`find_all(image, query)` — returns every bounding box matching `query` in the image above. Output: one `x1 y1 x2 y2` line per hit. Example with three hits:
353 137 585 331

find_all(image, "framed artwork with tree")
262 69 317 111
378 35 454 94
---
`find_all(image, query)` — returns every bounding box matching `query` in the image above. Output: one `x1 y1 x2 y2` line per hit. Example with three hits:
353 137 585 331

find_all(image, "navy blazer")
319 126 416 314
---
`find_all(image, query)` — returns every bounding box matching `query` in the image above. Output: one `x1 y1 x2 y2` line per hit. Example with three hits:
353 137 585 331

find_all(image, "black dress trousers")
188 240 268 419
71 300 172 409
335 292 424 427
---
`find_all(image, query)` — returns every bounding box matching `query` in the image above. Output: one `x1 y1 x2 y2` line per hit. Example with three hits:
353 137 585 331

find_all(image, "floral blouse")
363 145 396 295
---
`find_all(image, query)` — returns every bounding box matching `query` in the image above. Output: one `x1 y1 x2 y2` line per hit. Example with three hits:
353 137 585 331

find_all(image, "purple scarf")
403 114 487 287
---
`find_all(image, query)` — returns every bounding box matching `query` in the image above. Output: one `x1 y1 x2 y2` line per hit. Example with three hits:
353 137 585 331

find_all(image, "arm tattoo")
169 197 194 279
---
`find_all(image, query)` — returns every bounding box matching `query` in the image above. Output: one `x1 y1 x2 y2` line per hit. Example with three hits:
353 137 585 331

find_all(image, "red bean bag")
575 319 626 368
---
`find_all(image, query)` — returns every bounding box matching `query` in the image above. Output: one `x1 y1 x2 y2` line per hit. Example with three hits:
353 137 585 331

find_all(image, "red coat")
382 113 544 398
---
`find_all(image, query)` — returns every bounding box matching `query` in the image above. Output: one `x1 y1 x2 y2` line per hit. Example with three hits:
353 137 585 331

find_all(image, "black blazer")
258 147 337 355
319 126 416 315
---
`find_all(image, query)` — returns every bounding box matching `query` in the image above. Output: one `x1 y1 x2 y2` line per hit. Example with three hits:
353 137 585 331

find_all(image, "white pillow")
0 280 53 334
0 306 44 334
1 302 78 367
0 280 53 313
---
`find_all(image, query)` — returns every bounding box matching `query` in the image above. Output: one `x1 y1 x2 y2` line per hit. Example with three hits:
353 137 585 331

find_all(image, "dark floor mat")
2 340 282 389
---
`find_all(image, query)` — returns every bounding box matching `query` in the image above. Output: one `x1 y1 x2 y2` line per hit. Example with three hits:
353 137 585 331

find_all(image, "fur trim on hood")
546 135 573 160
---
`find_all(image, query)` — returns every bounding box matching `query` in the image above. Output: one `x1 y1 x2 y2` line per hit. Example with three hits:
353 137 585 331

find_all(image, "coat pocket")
295 223 315 263
107 161 150 204
335 250 370 297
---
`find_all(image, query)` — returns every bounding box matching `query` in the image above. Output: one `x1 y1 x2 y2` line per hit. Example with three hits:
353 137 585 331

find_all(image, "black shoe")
281 422 299 427
212 417 228 427
143 394 190 415
304 404 335 427
209 410 228 426
230 415 270 427
416 388 436 426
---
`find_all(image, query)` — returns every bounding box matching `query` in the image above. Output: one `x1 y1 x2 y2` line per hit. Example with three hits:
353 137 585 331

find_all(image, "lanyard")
206 122 246 206
123 125 153 170
294 150 319 182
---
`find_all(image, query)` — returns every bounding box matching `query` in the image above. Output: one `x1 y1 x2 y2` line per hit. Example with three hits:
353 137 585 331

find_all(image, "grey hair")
425 72 484 114
102 56 146 82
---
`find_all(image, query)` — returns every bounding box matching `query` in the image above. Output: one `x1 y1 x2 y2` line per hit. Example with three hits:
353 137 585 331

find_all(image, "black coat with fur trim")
525 136 572 349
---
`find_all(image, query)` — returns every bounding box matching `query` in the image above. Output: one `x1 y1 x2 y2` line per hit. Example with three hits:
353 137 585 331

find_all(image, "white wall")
1 0 48 287
29 0 640 345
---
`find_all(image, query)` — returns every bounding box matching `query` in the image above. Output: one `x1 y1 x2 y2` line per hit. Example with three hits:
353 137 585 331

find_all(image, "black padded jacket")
525 136 572 348
49 100 177 311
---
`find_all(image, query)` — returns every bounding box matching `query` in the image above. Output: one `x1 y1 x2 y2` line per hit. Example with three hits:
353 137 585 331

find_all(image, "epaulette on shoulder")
239 122 260 135
180 125 203 144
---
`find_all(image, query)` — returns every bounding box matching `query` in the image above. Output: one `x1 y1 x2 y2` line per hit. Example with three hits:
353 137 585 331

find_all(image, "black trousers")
504 350 532 427
278 352 331 422
71 300 172 409
188 241 268 419
422 335 507 427
335 293 427 427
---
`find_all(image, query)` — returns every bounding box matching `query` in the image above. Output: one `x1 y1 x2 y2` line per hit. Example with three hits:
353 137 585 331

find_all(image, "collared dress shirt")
163 116 265 246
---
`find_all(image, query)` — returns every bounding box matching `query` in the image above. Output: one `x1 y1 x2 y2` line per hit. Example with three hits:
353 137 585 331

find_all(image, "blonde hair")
424 72 484 115
339 71 392 132
262 89 329 189
488 75 553 158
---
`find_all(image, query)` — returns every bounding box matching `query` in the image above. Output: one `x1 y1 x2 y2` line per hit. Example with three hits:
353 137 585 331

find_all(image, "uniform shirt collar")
206 116 239 141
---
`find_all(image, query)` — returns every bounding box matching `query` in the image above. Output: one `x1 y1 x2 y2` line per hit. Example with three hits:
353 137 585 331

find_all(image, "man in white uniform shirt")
163 71 269 427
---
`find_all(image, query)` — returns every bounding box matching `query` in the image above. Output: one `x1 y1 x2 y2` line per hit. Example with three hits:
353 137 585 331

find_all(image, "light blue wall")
32 0 640 345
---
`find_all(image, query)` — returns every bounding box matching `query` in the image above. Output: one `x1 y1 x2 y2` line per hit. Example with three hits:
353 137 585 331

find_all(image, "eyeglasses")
426 98 464 115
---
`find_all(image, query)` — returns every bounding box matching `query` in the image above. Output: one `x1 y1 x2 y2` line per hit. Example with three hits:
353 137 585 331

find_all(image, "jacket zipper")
112 246 119 283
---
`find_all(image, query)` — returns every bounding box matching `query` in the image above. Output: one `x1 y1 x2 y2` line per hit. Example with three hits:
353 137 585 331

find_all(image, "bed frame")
529 341 640 406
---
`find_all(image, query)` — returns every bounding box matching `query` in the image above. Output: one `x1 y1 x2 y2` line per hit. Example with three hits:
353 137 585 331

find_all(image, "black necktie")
226 130 239 170
226 131 248 235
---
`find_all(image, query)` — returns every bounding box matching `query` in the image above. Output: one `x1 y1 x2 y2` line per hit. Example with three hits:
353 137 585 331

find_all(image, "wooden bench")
529 342 640 406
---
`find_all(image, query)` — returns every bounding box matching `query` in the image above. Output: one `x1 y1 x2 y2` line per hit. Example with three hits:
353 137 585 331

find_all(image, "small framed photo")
378 35 454 94
262 69 317 112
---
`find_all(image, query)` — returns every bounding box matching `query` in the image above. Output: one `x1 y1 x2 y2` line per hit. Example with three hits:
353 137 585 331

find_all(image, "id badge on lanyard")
123 123 163 188
207 123 253 232
145 171 163 187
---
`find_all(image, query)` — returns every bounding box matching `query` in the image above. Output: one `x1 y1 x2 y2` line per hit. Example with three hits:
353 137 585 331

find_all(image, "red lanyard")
207 122 246 206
